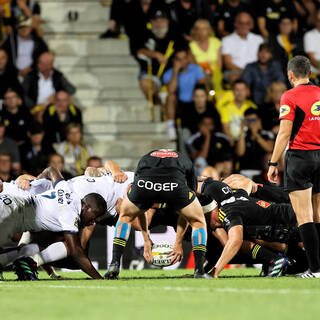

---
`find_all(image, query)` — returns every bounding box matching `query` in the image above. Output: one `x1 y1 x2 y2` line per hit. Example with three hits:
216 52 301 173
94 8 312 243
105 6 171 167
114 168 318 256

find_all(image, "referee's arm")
268 119 293 183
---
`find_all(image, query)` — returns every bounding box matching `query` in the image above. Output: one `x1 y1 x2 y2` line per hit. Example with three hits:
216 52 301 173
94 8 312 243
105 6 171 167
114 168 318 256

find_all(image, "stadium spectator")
257 0 298 38
259 81 287 133
0 120 21 174
133 9 185 105
19 121 52 175
53 123 93 177
292 0 315 34
216 0 251 38
169 0 213 42
187 116 232 176
47 153 73 180
163 48 206 140
1 17 48 77
22 52 76 117
87 156 103 168
268 15 305 77
235 108 274 176
181 83 221 134
0 49 23 100
304 9 320 76
0 151 16 181
119 0 170 55
221 12 263 81
99 0 130 38
10 0 43 38
242 43 286 105
189 19 222 91
42 90 82 146
217 79 256 145
0 2 12 46
0 89 33 145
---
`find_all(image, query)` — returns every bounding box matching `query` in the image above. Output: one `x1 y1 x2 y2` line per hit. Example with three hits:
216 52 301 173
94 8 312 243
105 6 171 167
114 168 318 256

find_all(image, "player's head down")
80 193 107 227
200 178 233 207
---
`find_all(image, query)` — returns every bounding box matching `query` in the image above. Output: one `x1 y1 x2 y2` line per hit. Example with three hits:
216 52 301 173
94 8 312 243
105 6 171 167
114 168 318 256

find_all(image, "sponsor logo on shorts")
256 200 271 208
311 101 320 116
137 179 178 191
150 150 178 158
279 105 291 117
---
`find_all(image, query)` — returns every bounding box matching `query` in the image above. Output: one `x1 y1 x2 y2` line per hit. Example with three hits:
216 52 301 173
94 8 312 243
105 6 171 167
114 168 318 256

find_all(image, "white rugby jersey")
2 179 52 197
68 172 134 217
0 179 81 246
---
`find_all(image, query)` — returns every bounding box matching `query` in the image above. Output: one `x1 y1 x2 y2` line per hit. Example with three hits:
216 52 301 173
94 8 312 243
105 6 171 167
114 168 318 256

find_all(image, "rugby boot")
300 269 320 278
266 257 289 277
104 262 120 280
194 272 214 279
13 257 38 281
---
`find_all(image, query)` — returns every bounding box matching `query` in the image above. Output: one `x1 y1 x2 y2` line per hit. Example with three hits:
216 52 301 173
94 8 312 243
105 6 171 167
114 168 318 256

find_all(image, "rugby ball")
152 243 173 267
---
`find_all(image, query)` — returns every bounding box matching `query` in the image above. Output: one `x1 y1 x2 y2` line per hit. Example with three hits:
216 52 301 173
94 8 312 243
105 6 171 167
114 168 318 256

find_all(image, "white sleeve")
221 37 231 55
304 32 314 53
30 179 53 195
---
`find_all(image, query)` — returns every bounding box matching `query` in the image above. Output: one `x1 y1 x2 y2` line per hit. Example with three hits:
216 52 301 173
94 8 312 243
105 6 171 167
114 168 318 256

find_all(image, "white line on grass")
0 283 320 295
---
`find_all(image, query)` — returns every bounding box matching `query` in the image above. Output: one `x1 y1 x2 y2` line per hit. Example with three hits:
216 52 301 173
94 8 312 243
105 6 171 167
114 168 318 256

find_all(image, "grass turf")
1 268 319 320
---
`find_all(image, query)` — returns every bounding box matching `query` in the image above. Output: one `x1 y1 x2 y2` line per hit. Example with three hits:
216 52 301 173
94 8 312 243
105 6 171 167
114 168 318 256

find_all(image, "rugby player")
0 166 107 280
0 163 141 278
105 149 211 279
199 178 299 278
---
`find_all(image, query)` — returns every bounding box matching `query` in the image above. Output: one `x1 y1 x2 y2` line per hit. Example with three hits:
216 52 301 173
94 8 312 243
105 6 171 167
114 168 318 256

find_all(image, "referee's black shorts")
127 174 196 210
284 149 320 193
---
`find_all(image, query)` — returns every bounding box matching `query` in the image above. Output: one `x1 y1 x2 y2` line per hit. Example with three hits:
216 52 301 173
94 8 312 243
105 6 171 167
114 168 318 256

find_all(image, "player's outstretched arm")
138 213 153 263
37 167 64 185
104 160 128 183
15 174 37 190
223 174 254 195
168 215 188 264
211 225 243 278
64 233 102 279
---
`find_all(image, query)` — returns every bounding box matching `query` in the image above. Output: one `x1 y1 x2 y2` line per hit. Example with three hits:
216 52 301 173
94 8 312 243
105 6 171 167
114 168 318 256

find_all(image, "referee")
268 56 320 278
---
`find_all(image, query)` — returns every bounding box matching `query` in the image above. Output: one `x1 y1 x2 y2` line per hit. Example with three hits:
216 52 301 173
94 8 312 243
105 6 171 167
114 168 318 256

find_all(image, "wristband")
268 160 278 167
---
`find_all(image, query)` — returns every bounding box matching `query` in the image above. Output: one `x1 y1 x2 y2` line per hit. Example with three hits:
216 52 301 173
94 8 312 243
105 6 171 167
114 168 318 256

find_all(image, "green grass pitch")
1 268 320 320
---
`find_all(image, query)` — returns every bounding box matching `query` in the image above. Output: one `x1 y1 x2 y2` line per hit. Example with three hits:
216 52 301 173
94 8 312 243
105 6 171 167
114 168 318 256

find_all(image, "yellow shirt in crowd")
189 37 223 90
217 93 257 139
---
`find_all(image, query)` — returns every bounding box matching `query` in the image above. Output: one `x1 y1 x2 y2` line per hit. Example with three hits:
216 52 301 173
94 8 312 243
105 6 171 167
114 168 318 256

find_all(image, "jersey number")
0 195 12 205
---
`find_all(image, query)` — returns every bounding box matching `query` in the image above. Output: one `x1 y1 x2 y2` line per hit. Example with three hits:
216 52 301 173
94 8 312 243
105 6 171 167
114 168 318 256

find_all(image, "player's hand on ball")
143 239 153 263
168 242 183 265
112 171 128 183
267 166 278 184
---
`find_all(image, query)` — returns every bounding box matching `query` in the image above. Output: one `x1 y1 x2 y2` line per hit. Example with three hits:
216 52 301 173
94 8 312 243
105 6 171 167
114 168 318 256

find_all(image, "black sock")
250 244 278 264
299 222 320 272
110 238 127 265
315 223 320 239
193 245 206 274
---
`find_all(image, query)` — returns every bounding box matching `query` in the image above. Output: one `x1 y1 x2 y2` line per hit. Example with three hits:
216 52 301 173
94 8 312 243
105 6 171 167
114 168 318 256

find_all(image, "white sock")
31 242 68 266
0 244 40 267
167 119 175 128
18 232 32 246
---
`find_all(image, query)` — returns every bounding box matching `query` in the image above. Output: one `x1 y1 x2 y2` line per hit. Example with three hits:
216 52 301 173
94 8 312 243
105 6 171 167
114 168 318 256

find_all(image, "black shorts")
284 149 320 193
127 175 196 210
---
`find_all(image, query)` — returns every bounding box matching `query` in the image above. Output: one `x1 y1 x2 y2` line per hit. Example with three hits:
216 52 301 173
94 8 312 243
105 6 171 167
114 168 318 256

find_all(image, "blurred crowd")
1 0 320 187
99 0 320 184
0 0 101 180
